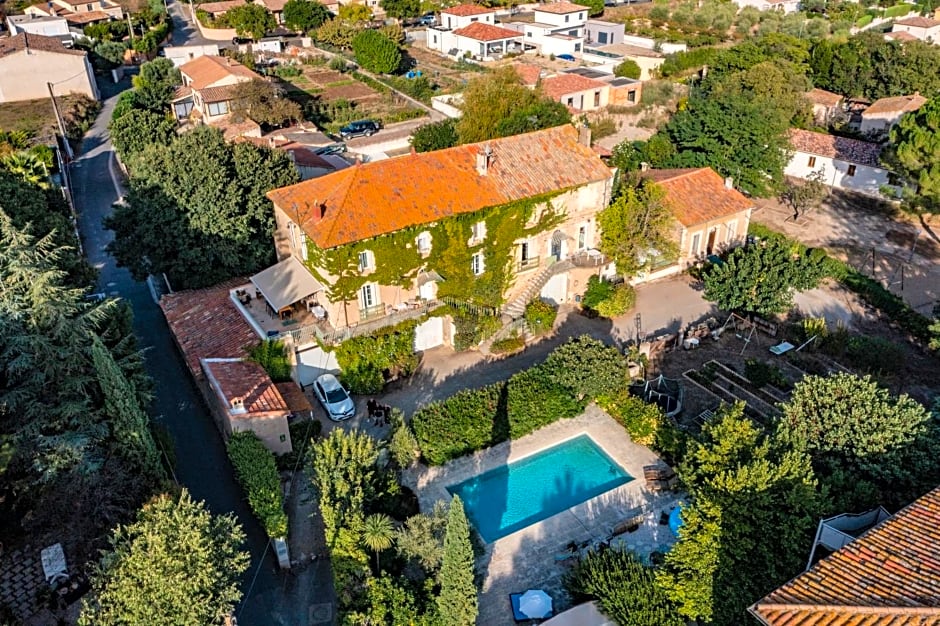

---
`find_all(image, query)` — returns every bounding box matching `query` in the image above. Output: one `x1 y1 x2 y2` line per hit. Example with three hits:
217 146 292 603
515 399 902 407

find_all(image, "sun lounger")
769 341 795 355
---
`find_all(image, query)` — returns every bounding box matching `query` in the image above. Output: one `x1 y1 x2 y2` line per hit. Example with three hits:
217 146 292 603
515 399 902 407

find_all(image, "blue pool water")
447 434 633 543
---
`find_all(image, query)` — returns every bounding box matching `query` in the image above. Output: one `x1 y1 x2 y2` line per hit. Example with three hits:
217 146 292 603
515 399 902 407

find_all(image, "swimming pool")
447 434 633 543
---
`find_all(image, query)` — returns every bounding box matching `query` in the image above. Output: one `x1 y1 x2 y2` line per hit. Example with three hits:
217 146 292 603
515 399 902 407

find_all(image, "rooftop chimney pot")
724 176 733 190
640 162 650 172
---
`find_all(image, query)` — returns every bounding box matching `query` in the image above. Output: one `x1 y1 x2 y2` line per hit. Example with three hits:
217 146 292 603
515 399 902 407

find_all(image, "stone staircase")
501 260 572 322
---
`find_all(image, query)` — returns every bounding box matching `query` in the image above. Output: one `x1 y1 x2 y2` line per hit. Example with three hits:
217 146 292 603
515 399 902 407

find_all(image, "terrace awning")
250 256 324 312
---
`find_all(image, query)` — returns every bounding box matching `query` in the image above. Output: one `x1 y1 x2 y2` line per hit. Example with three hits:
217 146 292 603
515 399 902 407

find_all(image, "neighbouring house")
502 2 589 58
584 19 624 46
240 135 351 180
785 128 895 198
201 358 292 455
638 167 753 282
24 0 122 26
263 124 616 334
563 67 641 106
748 485 940 625
730 0 800 13
197 0 289 25
858 93 927 136
0 33 98 102
541 73 610 111
427 4 524 60
890 16 940 43
805 87 843 125
6 14 72 42
163 43 221 67
173 55 262 139
582 42 664 80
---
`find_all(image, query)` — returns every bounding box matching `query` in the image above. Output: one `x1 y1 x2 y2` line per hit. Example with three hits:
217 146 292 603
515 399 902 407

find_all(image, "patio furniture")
612 508 647 536
510 590 554 622
769 341 795 356
644 465 678 492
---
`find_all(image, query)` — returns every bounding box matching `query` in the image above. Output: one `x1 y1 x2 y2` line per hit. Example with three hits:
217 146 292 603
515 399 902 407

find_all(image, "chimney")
724 176 733 190
640 162 650 172
230 396 246 413
578 124 591 147
476 145 493 176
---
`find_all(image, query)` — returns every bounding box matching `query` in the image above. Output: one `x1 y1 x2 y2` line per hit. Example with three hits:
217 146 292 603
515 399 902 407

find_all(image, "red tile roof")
199 84 239 103
267 125 613 249
540 73 607 100
805 88 842 107
886 31 919 41
442 3 495 16
749 486 940 626
453 22 523 41
63 9 110 23
274 382 313 413
894 16 940 27
642 167 753 227
159 279 260 380
789 128 883 168
198 0 244 12
202 358 290 418
513 63 543 86
864 93 927 116
0 32 86 58
180 55 258 90
535 1 586 13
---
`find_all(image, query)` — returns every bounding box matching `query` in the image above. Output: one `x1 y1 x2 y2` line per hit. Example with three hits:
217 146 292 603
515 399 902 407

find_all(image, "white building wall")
785 150 894 197
7 16 71 37
533 8 587 27
164 44 221 67
0 48 98 102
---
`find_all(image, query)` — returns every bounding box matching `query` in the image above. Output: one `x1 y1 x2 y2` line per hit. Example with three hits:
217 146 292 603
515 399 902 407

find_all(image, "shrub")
389 410 420 469
581 276 635 318
335 319 418 393
598 392 663 446
659 47 720 77
744 359 789 390
541 335 629 400
564 549 684 626
524 299 557 335
588 116 618 140
227 432 288 538
505 366 585 439
247 339 292 382
614 59 642 79
845 335 905 374
582 274 615 311
273 65 302 78
352 30 401 74
452 310 500 351
490 334 525 355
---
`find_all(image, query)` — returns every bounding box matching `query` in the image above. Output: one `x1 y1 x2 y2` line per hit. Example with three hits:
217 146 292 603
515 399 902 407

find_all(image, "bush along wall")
227 431 288 538
412 336 628 464
334 319 419 394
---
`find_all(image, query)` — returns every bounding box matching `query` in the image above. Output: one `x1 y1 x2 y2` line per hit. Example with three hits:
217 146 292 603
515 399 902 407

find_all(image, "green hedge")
490 334 525 354
855 13 874 27
524 299 557 335
597 392 663 447
748 223 931 341
659 46 720 78
884 4 912 18
335 319 419 394
412 336 627 465
227 431 288 538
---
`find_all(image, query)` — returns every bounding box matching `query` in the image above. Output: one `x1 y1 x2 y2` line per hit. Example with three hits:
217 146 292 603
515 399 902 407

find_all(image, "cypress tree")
437 495 478 626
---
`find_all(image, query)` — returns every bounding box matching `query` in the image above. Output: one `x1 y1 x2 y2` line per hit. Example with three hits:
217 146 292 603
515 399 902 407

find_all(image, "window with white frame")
578 225 587 250
691 232 701 255
207 101 229 116
359 283 379 309
471 252 485 276
726 220 737 243
416 231 432 255
358 250 375 272
470 221 487 244
288 221 297 250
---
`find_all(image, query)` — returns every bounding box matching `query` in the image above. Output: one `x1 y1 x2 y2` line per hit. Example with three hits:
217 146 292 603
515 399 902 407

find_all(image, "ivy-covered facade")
266 124 615 331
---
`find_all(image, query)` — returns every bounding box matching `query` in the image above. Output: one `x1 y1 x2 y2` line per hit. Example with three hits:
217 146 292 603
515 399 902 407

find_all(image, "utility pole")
47 82 72 161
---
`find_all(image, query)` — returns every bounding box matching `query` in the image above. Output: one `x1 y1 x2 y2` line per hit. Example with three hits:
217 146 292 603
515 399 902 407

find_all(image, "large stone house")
264 124 616 332
0 33 98 102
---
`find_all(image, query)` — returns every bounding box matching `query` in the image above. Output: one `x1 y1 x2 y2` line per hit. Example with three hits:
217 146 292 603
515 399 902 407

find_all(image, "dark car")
339 120 381 139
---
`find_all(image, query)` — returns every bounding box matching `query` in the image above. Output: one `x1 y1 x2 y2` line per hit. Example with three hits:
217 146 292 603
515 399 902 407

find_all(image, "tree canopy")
227 2 276 39
108 108 177 159
410 118 458 153
229 78 303 128
352 29 402 74
437 495 478 626
130 58 181 112
381 0 421 19
889 94 940 213
79 490 249 626
598 180 678 278
282 0 331 32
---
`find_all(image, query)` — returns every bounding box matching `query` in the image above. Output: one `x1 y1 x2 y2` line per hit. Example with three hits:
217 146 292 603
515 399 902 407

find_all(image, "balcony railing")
517 257 540 272
358 303 387 321
571 249 608 267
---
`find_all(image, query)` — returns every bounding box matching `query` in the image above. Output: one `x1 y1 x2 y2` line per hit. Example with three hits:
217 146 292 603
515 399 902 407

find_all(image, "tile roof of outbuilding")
886 30 919 41
894 16 940 27
0 32 86 58
267 124 613 249
441 3 495 16
540 73 607 99
806 88 843 107
863 93 927 116
159 279 259 380
749 485 940 626
535 2 586 13
642 167 753 227
789 128 884 168
513 63 543 86
453 21 523 41
179 55 258 90
202 358 290 418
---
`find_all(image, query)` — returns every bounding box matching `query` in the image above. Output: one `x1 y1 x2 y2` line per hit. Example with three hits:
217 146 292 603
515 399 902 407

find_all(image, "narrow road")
166 0 216 46
71 78 318 626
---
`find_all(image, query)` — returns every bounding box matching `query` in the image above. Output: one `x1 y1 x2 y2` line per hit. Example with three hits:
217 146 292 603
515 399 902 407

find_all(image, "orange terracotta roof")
864 94 927 116
535 1 586 14
179 55 258 90
789 128 883 168
894 16 940 27
199 84 239 103
0 32 86 58
886 31 919 41
26 3 69 16
159 279 259 380
513 63 543 86
442 3 495 16
540 73 607 100
268 124 613 249
63 9 110 23
209 116 262 141
806 88 842 107
642 167 753 227
261 0 288 10
198 0 244 12
275 382 313 413
749 485 940 626
453 22 523 41
202 358 290 418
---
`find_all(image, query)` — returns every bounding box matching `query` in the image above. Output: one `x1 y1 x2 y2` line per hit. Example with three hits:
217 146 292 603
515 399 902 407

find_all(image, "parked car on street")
339 120 381 139
312 373 355 421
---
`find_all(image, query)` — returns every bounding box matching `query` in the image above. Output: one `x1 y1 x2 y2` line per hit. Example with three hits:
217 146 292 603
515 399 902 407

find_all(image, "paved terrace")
402 406 682 626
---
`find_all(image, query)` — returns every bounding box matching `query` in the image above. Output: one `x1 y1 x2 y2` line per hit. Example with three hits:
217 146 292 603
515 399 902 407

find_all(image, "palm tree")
361 513 394 571
2 151 49 188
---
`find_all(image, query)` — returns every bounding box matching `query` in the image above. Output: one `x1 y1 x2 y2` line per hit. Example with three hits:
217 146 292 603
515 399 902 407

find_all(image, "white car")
312 374 355 421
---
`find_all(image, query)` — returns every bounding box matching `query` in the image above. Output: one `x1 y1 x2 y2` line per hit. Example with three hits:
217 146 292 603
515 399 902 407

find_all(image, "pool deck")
402 405 683 626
